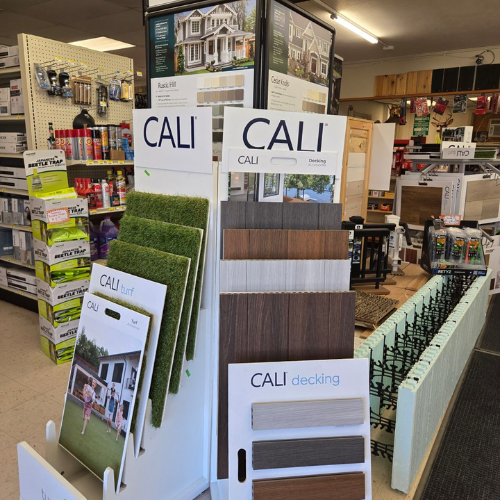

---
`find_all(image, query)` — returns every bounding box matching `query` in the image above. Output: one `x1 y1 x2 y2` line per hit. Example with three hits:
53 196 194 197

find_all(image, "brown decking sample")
400 186 443 226
223 229 349 260
252 472 366 500
218 291 356 479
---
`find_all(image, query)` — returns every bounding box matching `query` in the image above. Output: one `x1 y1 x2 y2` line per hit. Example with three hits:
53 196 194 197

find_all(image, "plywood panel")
247 260 287 292
325 231 350 259
223 229 250 259
252 472 366 500
349 137 368 153
220 260 247 292
249 229 289 259
288 293 330 360
218 293 248 479
407 71 418 94
396 73 408 95
375 75 388 96
246 202 283 229
400 186 443 226
417 70 433 94
346 180 364 197
318 204 343 230
287 230 325 259
329 292 356 358
252 436 365 470
282 203 319 230
252 399 365 431
387 74 397 95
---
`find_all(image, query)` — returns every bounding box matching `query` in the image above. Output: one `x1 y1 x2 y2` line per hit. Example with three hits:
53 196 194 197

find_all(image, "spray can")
108 124 117 151
92 129 102 160
116 170 126 206
84 129 94 160
64 130 74 160
54 129 61 151
76 129 86 160
98 126 109 160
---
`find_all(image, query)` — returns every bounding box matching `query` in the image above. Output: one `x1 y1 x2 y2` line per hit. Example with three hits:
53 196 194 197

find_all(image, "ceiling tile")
0 11 55 37
13 0 128 25
113 29 146 47
0 36 18 46
31 25 98 44
0 0 46 10
65 9 143 37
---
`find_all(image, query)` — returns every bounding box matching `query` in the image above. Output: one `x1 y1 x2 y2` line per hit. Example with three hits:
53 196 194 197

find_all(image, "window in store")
263 173 280 197
100 363 109 380
112 362 124 383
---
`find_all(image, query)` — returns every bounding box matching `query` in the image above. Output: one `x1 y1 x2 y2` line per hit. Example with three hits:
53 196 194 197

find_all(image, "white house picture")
175 3 255 71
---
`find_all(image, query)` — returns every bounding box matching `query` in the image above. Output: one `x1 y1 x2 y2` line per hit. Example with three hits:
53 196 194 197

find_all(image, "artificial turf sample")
92 291 152 433
119 215 203 393
107 240 190 427
126 191 209 361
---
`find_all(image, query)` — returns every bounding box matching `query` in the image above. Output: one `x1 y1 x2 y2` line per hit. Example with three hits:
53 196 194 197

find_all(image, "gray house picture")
175 4 254 70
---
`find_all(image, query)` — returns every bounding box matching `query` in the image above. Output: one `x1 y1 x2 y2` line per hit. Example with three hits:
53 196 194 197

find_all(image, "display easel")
17 162 219 500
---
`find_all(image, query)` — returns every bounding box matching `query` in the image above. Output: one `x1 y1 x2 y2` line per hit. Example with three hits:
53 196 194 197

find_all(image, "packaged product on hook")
109 79 121 101
34 64 51 90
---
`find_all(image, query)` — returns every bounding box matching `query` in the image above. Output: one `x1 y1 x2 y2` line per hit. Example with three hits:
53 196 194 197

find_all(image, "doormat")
126 191 209 361
107 240 190 427
355 291 398 329
476 294 500 354
421 351 500 500
119 215 203 393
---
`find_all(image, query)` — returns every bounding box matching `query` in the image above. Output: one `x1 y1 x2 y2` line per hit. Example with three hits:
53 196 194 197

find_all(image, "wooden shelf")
89 206 126 216
367 209 393 213
67 160 134 166
368 195 395 200
0 66 21 77
0 255 35 269
0 153 23 159
0 187 29 196
0 222 31 232
341 88 500 102
0 282 36 300
0 115 24 121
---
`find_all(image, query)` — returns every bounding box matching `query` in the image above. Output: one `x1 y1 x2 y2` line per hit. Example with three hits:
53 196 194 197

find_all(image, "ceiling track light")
314 0 390 48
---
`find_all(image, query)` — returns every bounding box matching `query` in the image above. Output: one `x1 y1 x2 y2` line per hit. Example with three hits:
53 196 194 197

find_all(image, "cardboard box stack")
32 194 90 364
0 132 26 154
0 46 19 69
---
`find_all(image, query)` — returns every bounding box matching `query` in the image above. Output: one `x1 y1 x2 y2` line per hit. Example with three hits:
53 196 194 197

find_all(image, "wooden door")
340 117 373 222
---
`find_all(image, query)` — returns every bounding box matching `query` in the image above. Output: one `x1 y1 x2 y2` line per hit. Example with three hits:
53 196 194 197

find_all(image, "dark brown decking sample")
252 436 365 470
223 229 250 259
248 229 289 260
218 291 356 479
325 230 351 259
252 472 366 500
287 230 326 259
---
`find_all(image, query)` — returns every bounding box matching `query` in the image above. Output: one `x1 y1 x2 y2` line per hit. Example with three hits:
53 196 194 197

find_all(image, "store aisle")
0 300 70 500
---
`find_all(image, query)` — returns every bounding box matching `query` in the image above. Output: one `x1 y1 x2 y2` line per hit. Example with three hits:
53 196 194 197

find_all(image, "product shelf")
0 115 24 121
0 254 35 269
0 187 29 196
0 282 36 300
66 160 134 167
0 66 21 77
89 206 126 216
368 195 395 199
0 153 24 159
368 209 393 213
0 222 31 232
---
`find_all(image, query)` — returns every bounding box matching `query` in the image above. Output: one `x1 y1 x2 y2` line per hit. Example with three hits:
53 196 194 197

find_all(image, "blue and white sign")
222 107 347 175
133 107 213 174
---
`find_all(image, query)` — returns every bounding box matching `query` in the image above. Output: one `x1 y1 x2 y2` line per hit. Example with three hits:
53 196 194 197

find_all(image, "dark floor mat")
421 351 500 500
476 294 500 353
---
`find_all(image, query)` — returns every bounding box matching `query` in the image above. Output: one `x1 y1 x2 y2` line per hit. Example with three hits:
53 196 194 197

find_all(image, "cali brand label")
222 107 347 175
23 150 68 196
250 370 340 388
133 107 212 174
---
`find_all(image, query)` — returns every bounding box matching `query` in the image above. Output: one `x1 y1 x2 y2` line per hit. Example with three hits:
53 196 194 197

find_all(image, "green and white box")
39 314 79 344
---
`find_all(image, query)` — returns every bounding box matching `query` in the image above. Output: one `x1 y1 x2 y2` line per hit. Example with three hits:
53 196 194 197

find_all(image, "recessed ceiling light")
69 37 134 52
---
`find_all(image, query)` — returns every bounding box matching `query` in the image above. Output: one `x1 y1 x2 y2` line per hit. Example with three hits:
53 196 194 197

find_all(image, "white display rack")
0 66 21 76
0 282 36 300
67 160 134 167
0 115 24 121
89 206 126 216
0 153 23 159
0 222 31 232
0 254 35 269
18 163 218 500
0 187 28 196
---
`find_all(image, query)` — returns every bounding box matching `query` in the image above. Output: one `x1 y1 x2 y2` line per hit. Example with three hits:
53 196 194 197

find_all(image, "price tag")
136 71 143 77
440 214 462 226
47 208 70 225
106 160 112 164
67 59 75 66
54 56 63 63
97 160 104 164
109 207 116 211
117 161 124 164
87 160 95 165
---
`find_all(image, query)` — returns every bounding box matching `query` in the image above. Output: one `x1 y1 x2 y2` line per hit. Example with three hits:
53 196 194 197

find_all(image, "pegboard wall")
18 34 134 150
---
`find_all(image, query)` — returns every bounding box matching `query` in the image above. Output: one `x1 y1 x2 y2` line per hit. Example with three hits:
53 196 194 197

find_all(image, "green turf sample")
92 291 152 432
119 215 203 394
126 191 210 361
107 240 190 427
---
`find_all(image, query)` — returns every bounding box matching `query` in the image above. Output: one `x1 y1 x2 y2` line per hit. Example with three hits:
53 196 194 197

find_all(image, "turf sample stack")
106 191 208 426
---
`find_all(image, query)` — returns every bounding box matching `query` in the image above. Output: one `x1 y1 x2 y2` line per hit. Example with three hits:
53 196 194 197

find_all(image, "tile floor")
0 296 425 500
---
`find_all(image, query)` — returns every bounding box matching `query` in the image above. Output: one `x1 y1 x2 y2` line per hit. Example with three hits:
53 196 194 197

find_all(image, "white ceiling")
0 0 499 84
0 0 146 82
300 0 500 63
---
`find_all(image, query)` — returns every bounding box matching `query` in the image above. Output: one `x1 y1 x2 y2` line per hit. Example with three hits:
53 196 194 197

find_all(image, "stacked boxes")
0 132 27 154
9 78 24 115
0 87 9 116
0 46 19 69
0 166 28 191
0 194 31 225
32 194 90 364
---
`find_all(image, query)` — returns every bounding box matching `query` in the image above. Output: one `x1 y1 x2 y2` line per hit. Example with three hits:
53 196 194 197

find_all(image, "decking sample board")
252 399 364 431
219 260 351 293
221 201 343 233
223 229 349 260
252 472 366 500
218 291 356 479
252 436 365 470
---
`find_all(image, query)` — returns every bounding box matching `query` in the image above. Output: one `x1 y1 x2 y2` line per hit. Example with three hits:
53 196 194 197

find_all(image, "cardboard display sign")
58 293 149 491
23 150 68 196
228 358 372 499
89 265 167 456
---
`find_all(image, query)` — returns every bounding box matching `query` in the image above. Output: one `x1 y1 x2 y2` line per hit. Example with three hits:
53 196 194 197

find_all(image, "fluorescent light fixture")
332 13 378 44
70 37 134 52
